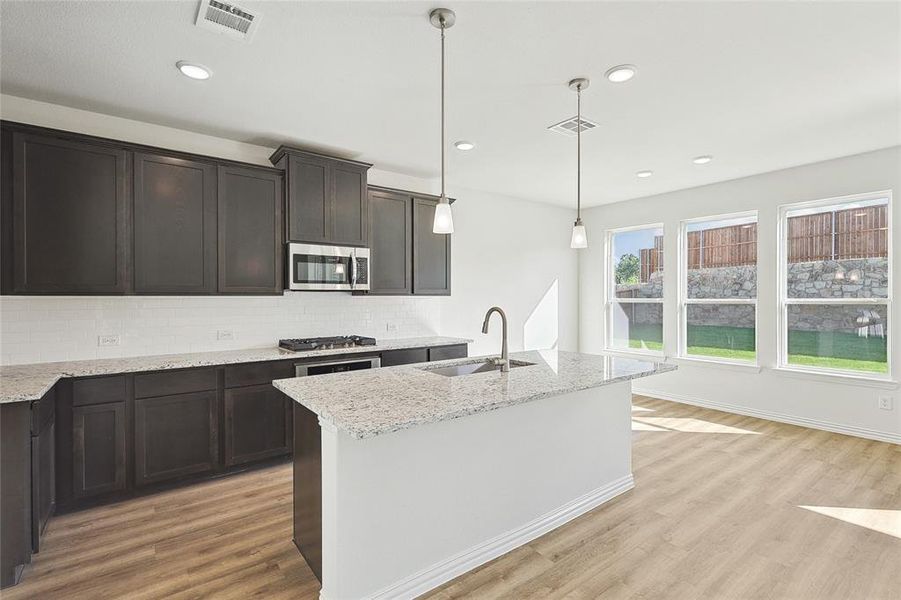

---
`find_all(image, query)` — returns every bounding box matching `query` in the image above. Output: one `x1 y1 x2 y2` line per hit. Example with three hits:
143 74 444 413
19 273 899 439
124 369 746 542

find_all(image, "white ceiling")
1 1 898 208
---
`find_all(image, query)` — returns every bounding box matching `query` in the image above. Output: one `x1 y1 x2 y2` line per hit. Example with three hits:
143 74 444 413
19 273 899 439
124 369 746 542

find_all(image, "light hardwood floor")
5 396 900 599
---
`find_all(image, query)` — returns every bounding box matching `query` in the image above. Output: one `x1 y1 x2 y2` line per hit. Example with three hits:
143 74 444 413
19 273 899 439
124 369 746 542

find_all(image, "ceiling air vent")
547 116 599 136
195 0 261 42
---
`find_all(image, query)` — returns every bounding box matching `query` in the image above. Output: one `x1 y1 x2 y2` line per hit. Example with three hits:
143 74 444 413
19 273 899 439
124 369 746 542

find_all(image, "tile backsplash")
0 294 441 365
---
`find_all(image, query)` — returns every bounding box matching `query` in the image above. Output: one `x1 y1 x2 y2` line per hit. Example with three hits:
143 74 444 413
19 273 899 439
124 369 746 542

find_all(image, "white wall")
580 146 901 443
0 95 579 364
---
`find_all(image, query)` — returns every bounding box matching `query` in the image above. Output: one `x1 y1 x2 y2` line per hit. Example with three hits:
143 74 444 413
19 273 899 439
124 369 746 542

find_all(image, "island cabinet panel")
428 344 468 362
134 391 218 487
12 131 129 294
331 163 368 247
367 188 412 295
293 403 323 582
217 165 283 294
31 386 56 554
381 347 429 367
73 402 127 498
0 402 32 588
224 384 293 467
270 146 371 246
412 197 451 295
133 153 217 294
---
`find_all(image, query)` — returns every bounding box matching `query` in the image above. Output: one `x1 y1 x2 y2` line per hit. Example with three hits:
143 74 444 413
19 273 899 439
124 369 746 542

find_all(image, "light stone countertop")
273 350 677 439
0 336 471 404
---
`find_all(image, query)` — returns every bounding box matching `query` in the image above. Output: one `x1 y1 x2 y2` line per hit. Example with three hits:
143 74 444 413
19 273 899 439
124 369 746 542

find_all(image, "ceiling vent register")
547 116 599 136
195 0 261 41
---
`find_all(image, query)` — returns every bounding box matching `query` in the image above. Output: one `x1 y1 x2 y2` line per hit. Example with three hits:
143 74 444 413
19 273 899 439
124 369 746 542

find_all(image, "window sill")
772 367 899 390
668 356 762 373
602 348 666 361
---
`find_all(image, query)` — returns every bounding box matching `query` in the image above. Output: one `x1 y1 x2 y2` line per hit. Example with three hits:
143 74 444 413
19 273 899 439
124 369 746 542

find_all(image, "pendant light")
569 77 589 249
430 8 455 234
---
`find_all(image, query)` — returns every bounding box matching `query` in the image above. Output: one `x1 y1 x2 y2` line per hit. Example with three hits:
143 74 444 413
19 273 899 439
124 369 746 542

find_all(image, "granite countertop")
273 350 677 439
0 336 471 404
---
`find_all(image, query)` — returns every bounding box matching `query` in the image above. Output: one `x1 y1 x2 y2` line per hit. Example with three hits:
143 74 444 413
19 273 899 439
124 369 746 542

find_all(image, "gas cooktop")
279 335 377 352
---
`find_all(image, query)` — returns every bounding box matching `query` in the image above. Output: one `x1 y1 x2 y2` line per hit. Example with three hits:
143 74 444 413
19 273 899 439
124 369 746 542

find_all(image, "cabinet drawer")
73 376 126 407
134 368 218 399
380 348 428 367
224 360 295 389
429 344 468 362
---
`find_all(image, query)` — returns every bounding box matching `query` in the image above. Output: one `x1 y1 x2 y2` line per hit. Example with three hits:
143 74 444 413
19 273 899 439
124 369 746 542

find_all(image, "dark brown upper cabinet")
412 196 451 295
217 165 283 294
11 131 129 294
364 187 452 296
367 187 412 295
270 146 371 247
133 153 217 294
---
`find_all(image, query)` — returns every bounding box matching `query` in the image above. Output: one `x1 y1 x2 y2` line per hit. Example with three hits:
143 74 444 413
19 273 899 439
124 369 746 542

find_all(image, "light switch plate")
97 334 120 347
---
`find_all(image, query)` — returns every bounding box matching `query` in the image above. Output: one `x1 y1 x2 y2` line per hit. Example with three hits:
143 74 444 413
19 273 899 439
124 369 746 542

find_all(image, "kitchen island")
274 350 675 599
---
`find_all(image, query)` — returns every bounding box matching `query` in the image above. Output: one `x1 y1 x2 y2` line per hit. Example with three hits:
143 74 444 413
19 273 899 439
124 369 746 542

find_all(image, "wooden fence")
636 205 887 281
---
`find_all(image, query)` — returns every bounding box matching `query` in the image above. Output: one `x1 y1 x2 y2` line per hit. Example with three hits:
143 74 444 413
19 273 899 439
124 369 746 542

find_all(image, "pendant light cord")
440 20 446 201
576 84 581 222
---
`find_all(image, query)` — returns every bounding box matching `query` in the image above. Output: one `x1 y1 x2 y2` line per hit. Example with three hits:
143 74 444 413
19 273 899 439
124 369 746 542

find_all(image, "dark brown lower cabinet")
73 402 127 498
380 347 429 366
134 391 218 487
224 384 293 467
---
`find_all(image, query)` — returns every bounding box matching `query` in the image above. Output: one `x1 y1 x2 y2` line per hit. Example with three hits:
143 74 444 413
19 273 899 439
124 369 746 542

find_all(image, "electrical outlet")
386 322 398 333
97 334 120 347
878 396 893 411
217 330 235 341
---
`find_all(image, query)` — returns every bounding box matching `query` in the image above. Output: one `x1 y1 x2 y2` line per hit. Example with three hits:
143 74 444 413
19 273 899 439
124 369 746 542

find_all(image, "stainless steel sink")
422 359 534 377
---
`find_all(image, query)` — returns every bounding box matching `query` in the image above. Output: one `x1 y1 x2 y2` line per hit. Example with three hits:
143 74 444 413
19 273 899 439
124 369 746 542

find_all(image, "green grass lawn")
622 324 887 373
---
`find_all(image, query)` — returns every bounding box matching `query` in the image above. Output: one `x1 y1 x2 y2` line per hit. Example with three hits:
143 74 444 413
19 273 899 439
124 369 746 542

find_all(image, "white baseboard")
363 473 635 600
633 386 901 445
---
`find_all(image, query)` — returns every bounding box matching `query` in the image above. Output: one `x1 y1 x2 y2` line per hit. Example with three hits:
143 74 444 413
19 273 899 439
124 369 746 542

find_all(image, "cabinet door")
135 391 218 487
73 402 127 498
133 153 217 294
381 347 429 366
331 164 368 246
218 166 283 294
368 189 411 295
412 198 451 295
286 155 330 243
12 132 128 294
224 384 292 467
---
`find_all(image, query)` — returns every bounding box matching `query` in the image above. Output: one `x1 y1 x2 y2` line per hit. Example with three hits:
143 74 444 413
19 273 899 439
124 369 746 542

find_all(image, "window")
779 193 891 376
680 213 758 363
606 225 664 354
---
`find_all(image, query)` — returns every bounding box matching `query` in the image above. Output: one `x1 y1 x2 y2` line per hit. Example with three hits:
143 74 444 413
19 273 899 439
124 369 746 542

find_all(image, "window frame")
678 210 759 366
604 223 666 358
777 190 893 380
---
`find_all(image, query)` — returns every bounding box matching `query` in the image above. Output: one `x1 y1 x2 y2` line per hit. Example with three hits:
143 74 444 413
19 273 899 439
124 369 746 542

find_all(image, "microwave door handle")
350 249 357 289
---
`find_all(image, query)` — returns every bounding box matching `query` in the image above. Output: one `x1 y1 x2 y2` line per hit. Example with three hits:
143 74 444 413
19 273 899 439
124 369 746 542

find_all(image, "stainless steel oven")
287 243 370 291
295 356 381 377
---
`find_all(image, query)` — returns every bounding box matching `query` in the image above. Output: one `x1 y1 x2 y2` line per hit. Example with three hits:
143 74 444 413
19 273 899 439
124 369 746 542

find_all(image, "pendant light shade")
569 77 589 249
570 219 588 249
431 8 455 235
433 201 455 234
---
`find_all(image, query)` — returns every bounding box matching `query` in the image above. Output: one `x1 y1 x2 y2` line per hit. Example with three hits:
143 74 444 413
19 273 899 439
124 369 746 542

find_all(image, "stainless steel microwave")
286 243 370 291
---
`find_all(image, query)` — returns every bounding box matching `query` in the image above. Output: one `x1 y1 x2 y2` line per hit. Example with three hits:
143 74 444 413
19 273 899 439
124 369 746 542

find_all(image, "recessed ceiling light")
636 170 653 178
176 61 211 80
605 65 636 83
454 140 475 151
692 155 713 165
